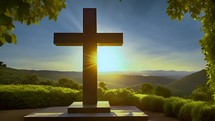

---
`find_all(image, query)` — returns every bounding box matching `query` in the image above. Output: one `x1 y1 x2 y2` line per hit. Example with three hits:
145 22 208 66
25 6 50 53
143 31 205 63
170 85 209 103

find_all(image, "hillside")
139 70 193 79
0 67 176 88
167 70 207 95
98 74 176 88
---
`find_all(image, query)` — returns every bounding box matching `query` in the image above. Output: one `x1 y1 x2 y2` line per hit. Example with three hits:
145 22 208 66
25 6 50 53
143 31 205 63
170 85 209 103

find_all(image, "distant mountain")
139 70 194 79
0 67 176 88
0 66 209 97
167 70 207 95
24 70 82 82
98 73 176 89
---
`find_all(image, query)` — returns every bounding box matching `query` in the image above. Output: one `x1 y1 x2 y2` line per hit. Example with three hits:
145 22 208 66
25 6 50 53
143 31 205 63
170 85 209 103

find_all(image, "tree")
0 61 6 67
99 81 108 90
22 75 40 84
191 84 213 101
58 78 81 90
154 85 172 98
138 83 154 94
0 0 66 46
166 0 215 97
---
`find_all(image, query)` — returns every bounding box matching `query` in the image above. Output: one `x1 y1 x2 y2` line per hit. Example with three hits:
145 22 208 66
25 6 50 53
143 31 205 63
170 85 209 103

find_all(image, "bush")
0 85 80 109
57 78 81 90
177 101 202 121
103 88 135 106
172 98 192 118
138 83 154 94
163 97 178 116
191 85 213 101
154 85 172 98
97 87 105 100
163 97 188 117
139 95 165 112
192 102 215 121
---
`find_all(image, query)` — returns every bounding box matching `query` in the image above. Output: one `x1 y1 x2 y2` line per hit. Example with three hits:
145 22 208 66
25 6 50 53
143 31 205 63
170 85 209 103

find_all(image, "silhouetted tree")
58 78 80 90
39 80 56 86
154 85 172 98
99 81 108 90
22 75 40 85
0 61 7 67
138 83 154 94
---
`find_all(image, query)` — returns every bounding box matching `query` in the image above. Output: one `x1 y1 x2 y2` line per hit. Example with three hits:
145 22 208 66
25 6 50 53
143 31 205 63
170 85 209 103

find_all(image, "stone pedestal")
24 104 148 121
68 101 110 113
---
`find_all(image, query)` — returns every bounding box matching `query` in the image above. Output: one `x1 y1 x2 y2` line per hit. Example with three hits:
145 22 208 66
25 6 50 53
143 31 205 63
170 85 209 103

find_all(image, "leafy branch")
0 0 66 46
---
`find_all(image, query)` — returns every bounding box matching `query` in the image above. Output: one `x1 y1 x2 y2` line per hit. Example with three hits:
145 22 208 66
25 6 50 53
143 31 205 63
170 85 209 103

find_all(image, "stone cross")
54 8 123 105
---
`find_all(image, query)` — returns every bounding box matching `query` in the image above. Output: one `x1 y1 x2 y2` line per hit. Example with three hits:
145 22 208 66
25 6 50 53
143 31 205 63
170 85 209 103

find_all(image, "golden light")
98 47 125 72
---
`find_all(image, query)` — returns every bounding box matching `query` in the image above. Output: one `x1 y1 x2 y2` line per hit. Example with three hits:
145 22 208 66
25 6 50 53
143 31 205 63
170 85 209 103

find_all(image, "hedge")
0 85 80 109
1 85 215 121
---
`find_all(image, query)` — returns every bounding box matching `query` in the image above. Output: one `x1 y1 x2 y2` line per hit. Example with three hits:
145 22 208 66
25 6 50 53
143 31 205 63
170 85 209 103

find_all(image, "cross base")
24 106 148 121
68 101 110 113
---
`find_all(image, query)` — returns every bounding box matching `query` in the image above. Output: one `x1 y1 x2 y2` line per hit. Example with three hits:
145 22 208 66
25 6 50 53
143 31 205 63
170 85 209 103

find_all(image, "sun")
98 47 124 72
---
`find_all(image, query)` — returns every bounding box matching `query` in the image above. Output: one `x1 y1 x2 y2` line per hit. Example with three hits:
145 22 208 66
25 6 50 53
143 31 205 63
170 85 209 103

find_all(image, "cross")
54 8 123 105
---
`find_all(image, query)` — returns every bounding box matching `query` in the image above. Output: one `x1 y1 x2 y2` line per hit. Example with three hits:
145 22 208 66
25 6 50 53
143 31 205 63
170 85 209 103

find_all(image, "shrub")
163 97 177 116
139 95 165 112
177 101 202 121
154 85 172 98
57 78 81 90
103 88 135 106
191 85 213 101
163 97 185 116
192 102 215 121
97 87 105 100
172 98 192 118
0 85 80 109
138 83 154 94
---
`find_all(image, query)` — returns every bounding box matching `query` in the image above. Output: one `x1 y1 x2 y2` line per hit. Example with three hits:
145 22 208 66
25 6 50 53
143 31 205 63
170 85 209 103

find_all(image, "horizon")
0 0 206 72
4 65 198 73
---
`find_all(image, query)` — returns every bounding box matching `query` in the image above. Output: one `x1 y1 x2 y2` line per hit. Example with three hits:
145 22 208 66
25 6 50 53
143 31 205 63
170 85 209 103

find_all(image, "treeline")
138 83 214 102
0 72 81 90
138 83 172 98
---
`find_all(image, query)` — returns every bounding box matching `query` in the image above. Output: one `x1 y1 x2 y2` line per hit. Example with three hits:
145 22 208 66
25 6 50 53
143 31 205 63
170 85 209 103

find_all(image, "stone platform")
68 101 110 113
24 106 148 121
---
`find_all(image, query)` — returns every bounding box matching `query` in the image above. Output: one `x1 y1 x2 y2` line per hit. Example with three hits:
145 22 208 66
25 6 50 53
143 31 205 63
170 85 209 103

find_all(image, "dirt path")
0 108 179 121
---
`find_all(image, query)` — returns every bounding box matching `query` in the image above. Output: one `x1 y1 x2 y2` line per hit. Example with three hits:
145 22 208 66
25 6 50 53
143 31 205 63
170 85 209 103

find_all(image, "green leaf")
0 37 6 46
11 34 16 44
5 34 12 43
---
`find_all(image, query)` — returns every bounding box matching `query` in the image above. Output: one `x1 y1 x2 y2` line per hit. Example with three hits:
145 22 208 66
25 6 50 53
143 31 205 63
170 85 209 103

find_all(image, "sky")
0 0 206 72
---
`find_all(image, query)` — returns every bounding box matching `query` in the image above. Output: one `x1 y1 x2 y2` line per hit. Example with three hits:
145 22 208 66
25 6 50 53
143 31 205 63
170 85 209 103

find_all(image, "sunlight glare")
98 47 125 72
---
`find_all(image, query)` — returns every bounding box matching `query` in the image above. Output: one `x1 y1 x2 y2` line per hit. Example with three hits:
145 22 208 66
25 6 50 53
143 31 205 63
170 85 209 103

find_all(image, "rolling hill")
167 70 207 95
1 66 207 94
0 67 176 88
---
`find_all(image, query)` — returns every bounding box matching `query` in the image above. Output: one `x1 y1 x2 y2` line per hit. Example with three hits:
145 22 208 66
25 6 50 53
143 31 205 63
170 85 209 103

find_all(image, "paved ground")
0 108 179 121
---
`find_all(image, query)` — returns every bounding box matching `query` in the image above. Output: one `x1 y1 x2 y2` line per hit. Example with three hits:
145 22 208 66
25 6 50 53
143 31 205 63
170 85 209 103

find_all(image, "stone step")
24 106 148 121
68 101 110 113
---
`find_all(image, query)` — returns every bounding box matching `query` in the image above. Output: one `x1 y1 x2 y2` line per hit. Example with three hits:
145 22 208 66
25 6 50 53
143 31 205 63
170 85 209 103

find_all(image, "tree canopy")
139 83 154 94
0 0 66 46
166 0 215 95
